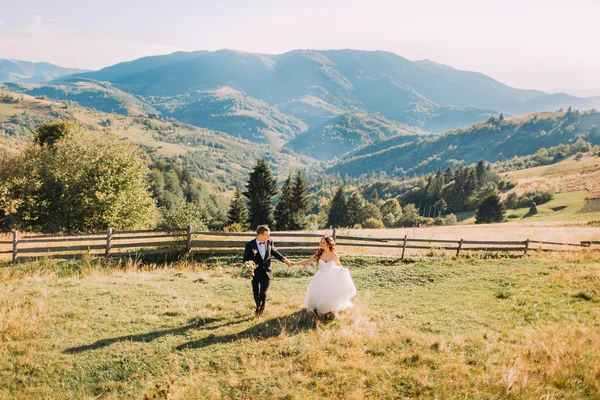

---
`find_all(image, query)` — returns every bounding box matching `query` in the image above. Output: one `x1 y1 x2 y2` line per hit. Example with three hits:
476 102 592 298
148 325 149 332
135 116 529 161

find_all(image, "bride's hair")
314 236 336 263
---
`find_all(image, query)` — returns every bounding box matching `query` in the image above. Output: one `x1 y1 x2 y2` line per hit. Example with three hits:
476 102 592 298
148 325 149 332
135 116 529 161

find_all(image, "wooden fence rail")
1 226 597 264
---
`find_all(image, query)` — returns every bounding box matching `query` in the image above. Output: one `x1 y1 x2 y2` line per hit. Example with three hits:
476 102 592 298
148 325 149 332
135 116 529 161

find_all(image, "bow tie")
258 241 266 245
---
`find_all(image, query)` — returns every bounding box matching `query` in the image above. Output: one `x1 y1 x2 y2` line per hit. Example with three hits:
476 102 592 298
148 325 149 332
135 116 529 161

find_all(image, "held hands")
283 258 293 267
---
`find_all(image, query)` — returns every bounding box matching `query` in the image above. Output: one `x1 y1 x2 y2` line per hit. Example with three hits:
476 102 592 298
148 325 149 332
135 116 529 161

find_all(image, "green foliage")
159 201 207 230
445 213 457 225
244 158 277 229
149 159 228 228
227 187 248 228
363 218 385 229
290 171 311 230
504 192 519 210
33 119 81 147
332 110 600 178
400 204 420 227
380 198 402 227
274 175 294 231
327 187 348 228
475 194 506 224
0 121 159 232
517 190 554 208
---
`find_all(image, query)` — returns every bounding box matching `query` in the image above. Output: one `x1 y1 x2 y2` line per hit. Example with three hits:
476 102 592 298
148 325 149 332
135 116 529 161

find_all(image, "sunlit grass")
1 253 599 399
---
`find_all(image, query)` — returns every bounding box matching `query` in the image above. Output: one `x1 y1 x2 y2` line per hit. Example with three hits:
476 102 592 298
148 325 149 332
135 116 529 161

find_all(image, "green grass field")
1 253 599 399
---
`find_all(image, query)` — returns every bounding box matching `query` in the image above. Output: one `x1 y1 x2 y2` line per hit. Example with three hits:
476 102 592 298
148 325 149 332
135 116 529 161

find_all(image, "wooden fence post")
456 239 463 257
524 238 530 255
401 234 408 259
105 228 112 258
12 230 18 264
332 227 336 242
186 225 193 253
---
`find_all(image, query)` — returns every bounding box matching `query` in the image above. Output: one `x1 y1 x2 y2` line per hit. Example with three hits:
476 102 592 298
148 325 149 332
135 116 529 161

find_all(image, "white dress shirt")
256 238 266 259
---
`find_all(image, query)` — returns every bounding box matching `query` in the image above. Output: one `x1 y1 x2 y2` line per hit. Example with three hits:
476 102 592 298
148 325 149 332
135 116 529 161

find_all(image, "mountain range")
0 59 88 84
2 49 600 162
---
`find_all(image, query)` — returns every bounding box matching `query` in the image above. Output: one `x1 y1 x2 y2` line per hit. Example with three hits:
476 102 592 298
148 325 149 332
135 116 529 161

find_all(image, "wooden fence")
1 227 598 264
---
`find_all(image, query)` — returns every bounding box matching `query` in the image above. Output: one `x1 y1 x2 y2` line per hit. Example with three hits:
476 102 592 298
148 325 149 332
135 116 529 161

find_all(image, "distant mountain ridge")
0 59 88 84
328 109 600 177
14 49 599 160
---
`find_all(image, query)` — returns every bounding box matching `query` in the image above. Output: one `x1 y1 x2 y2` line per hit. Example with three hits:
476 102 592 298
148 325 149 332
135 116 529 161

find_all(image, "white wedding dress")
304 259 357 316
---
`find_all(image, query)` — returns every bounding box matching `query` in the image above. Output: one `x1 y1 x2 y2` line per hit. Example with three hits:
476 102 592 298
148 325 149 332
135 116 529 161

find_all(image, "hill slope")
0 89 317 188
329 110 600 177
0 59 87 84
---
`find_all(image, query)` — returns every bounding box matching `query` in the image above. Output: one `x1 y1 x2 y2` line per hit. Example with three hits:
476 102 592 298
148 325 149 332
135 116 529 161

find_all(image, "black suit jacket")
243 238 285 279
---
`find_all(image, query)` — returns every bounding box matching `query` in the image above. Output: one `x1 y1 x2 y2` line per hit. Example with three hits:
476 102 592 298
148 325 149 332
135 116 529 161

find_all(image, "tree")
327 187 348 228
444 166 453 184
475 160 486 187
290 171 310 230
475 194 506 224
244 159 277 230
227 187 248 228
504 192 518 210
380 198 402 227
434 198 447 216
33 120 80 147
370 189 380 203
347 191 367 226
0 121 159 233
274 174 294 231
400 204 420 226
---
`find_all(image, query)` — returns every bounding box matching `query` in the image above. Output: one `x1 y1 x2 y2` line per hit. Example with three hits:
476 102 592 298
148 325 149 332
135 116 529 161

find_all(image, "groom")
243 225 291 317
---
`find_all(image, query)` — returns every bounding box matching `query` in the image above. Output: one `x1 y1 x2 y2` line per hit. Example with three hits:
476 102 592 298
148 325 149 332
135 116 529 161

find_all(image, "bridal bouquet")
243 260 256 278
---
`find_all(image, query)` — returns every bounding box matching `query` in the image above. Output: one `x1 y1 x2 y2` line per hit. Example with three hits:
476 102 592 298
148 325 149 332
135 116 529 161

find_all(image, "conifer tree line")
229 156 565 231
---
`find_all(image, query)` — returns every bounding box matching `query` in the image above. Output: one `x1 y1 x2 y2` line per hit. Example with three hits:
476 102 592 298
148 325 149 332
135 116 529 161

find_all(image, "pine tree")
274 174 294 231
290 171 310 230
370 189 379 203
244 158 277 230
476 160 486 187
444 166 453 184
347 191 367 227
227 187 248 227
475 194 506 224
327 187 348 228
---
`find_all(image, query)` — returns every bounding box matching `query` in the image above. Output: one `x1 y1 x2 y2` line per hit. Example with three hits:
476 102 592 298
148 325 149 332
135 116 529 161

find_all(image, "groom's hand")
283 258 291 267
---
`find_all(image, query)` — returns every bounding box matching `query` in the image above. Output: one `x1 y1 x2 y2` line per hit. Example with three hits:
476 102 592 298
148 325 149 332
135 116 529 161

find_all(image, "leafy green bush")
445 213 457 225
517 190 554 208
363 218 384 229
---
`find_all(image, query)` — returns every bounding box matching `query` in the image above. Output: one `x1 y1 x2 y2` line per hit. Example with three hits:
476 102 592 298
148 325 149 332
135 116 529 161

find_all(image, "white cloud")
29 15 56 36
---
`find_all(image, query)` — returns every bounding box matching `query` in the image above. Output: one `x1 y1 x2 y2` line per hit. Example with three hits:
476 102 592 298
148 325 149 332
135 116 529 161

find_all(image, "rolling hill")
328 109 600 177
0 59 88 84
0 88 317 189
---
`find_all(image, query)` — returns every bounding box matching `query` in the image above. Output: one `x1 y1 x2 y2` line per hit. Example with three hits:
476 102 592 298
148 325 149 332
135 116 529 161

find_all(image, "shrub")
363 218 384 229
517 190 554 208
475 194 506 224
445 213 457 225
434 216 445 226
504 192 519 209
225 223 244 232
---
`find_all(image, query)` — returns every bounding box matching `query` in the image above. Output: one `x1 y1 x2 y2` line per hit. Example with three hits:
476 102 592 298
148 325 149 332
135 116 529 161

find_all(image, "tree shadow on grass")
63 316 252 354
175 309 323 351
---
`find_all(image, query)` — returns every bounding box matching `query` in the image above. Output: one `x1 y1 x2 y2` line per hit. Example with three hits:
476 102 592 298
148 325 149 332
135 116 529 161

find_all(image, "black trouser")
252 273 271 311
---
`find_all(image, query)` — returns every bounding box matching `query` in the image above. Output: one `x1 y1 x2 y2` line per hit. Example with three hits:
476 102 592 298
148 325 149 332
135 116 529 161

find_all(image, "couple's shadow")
63 310 319 354
176 310 320 350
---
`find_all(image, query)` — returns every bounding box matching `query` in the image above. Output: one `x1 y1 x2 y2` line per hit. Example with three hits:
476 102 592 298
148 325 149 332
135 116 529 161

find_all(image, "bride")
290 236 357 317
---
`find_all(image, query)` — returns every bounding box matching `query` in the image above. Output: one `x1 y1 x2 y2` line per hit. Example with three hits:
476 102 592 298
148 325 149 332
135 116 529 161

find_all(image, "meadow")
1 251 599 399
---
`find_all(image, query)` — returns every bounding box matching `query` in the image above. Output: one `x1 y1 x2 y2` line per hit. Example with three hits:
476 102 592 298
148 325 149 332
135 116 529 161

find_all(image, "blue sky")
0 0 598 90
